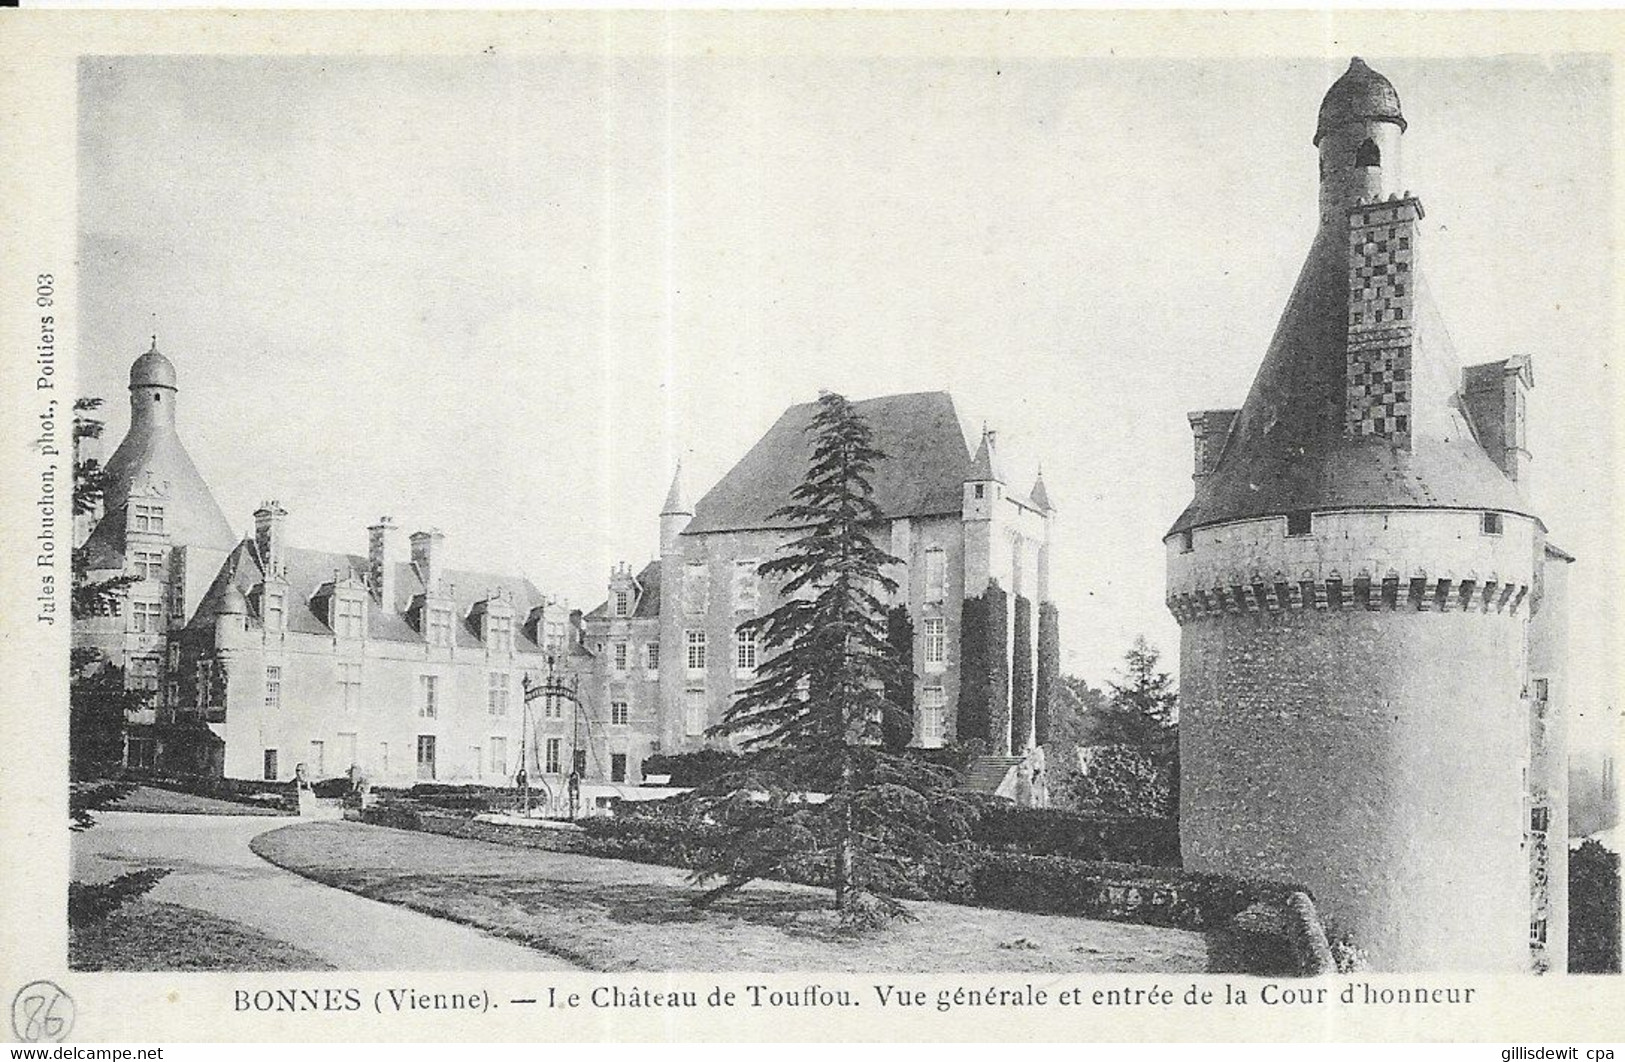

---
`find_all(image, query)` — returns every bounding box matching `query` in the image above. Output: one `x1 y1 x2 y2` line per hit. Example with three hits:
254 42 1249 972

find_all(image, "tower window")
1178 530 1194 554
1285 511 1312 537
1481 512 1503 536
1355 138 1381 168
974 484 985 499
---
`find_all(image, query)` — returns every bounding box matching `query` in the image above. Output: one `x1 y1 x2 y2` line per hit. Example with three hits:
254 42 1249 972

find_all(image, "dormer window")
613 590 631 617
335 596 365 639
263 588 286 631
543 619 564 655
486 612 514 654
426 605 453 646
131 503 166 534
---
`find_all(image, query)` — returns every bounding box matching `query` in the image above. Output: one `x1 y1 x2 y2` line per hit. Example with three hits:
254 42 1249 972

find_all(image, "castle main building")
1166 59 1572 971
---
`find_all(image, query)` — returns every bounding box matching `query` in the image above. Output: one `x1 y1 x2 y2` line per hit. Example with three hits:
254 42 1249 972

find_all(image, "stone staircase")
962 755 1025 800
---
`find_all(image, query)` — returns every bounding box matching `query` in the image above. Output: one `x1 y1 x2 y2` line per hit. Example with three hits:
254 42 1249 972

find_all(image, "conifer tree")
685 391 973 921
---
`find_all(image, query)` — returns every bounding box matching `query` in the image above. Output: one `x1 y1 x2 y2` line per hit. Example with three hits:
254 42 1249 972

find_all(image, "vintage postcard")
0 8 1621 1046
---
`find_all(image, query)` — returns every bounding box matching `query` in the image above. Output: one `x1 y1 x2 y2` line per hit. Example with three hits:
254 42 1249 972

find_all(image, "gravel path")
72 811 576 971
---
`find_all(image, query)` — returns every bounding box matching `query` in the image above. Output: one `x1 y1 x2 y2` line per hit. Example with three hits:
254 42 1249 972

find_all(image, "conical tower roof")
1030 467 1053 511
660 462 692 516
81 341 236 567
1169 63 1529 536
967 428 1006 484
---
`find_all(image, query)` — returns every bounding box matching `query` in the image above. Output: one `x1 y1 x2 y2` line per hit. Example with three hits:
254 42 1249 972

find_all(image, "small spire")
149 335 159 353
967 427 1006 484
1030 465 1054 512
660 461 692 515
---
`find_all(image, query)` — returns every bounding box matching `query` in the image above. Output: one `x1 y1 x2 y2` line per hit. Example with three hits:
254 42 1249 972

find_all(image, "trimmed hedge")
970 803 1181 868
358 803 1326 974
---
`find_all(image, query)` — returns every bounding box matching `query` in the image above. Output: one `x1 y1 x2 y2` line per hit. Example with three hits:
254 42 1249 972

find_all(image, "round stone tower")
1166 59 1571 972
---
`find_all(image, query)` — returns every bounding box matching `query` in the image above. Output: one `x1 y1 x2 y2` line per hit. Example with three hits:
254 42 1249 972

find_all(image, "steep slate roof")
584 560 663 621
684 392 973 535
1168 67 1530 537
82 354 237 568
189 539 553 654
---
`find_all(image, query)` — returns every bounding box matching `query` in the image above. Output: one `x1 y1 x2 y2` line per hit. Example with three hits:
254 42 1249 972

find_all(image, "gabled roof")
584 560 662 621
189 539 553 653
684 391 973 535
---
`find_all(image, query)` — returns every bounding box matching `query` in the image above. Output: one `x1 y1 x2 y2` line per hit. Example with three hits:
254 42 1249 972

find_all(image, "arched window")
1355 138 1381 168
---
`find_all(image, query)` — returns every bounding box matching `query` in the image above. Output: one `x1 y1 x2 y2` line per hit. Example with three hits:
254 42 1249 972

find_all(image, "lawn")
252 822 1207 973
71 898 333 971
106 784 286 817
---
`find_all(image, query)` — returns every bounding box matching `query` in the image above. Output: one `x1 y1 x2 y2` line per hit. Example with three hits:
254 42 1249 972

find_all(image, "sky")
77 52 1618 754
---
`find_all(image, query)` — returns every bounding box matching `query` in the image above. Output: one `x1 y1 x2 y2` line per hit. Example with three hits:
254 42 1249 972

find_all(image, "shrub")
1571 839 1621 974
1066 744 1173 818
68 868 170 928
640 750 741 788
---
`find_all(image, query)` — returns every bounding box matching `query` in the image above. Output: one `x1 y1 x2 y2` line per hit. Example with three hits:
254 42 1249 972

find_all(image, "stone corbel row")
1167 572 1529 624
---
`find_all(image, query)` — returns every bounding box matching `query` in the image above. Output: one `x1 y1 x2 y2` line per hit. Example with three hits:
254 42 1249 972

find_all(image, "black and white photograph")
3 7 1622 1048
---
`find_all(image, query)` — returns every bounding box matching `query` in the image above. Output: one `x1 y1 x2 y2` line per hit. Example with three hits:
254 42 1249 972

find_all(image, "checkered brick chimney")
1346 194 1423 445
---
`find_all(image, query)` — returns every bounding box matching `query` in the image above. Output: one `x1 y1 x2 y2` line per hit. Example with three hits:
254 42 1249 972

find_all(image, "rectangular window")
196 660 214 708
735 627 757 675
645 642 660 673
611 753 627 783
1286 510 1312 537
131 549 165 581
469 745 483 777
131 502 166 534
490 737 508 777
338 662 362 712
733 560 759 611
923 617 947 668
924 547 947 603
544 620 565 655
613 590 630 617
684 563 709 615
611 699 629 726
973 484 985 500
265 665 282 710
309 740 326 778
1482 511 1504 536
419 674 438 718
544 737 561 774
1530 807 1551 834
130 600 163 634
573 748 588 776
1531 919 1548 945
921 685 947 746
427 607 453 647
488 672 510 716
684 689 707 736
336 596 364 638
613 642 628 671
128 655 160 691
416 735 436 781
686 630 707 673
487 613 513 653
264 590 285 631
263 749 278 781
